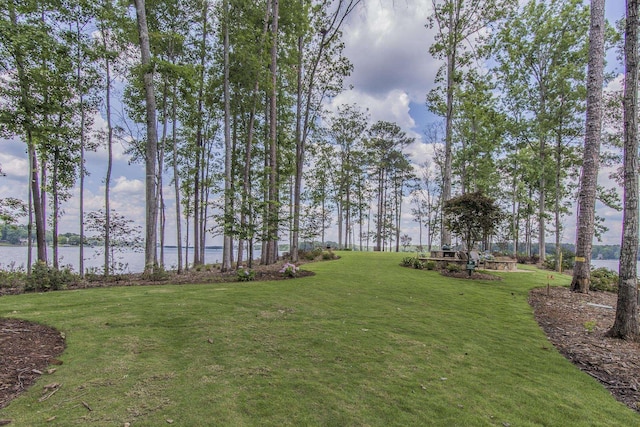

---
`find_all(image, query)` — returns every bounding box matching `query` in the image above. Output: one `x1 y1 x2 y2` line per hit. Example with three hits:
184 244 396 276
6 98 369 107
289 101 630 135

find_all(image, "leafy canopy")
443 191 504 251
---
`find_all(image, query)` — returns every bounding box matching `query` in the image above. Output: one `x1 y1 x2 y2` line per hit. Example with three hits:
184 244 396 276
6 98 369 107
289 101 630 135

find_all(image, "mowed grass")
0 251 638 426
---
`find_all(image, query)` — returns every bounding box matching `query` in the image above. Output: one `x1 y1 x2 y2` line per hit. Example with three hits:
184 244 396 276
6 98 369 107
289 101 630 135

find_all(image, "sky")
0 0 629 249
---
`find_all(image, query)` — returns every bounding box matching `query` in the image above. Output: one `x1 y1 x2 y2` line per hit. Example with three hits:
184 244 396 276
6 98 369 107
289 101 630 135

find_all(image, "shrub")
236 267 256 282
25 261 76 292
446 263 462 273
279 263 299 278
401 257 415 267
590 267 618 292
0 262 26 289
424 261 437 271
322 250 337 260
84 267 102 282
142 265 170 282
413 258 425 269
301 248 324 261
516 254 539 264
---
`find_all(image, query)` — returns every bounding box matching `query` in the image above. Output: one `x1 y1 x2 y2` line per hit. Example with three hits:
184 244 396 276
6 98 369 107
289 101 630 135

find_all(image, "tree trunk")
265 0 279 265
133 0 158 274
102 27 113 276
8 1 46 265
222 0 233 272
607 0 639 340
171 90 182 274
538 145 546 264
77 19 86 278
238 1 270 269
554 126 563 272
376 169 384 251
52 144 60 270
441 46 454 248
511 174 518 258
192 3 208 267
30 147 46 263
158 80 169 269
292 31 304 262
571 0 606 292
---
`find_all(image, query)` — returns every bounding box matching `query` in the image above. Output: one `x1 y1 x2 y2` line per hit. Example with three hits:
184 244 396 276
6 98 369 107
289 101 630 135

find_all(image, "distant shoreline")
0 243 223 250
0 243 629 261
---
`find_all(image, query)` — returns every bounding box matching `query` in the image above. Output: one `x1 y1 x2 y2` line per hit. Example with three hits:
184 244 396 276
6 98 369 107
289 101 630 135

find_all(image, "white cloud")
0 153 28 179
344 0 439 101
329 88 416 129
111 176 145 195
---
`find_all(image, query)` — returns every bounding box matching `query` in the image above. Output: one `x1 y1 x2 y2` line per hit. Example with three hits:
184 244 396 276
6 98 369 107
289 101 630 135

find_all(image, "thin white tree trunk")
133 0 158 273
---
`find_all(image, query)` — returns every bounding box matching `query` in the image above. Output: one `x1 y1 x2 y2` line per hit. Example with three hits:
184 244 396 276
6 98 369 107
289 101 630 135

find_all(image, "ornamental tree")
442 192 504 255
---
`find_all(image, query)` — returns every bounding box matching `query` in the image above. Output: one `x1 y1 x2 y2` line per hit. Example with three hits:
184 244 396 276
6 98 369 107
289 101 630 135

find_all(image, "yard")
0 251 638 426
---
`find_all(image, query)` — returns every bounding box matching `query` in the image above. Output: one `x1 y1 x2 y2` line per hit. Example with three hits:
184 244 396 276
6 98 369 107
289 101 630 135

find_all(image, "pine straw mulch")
0 318 66 411
529 286 640 413
2 266 640 415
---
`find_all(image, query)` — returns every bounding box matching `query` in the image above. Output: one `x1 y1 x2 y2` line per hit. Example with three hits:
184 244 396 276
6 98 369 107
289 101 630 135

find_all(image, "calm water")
590 259 640 272
0 246 636 274
0 246 260 274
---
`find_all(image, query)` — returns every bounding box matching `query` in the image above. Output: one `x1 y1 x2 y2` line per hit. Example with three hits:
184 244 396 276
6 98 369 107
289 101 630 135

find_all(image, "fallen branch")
38 384 61 402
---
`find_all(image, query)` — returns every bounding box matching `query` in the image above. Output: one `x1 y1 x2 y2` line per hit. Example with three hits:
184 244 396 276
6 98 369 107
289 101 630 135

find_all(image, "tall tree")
96 0 122 276
133 0 159 274
221 0 233 271
366 121 414 251
607 0 639 340
571 0 606 292
1 0 61 265
290 0 359 262
264 0 279 265
452 70 504 196
427 0 514 248
495 0 589 263
73 1 101 277
327 104 368 249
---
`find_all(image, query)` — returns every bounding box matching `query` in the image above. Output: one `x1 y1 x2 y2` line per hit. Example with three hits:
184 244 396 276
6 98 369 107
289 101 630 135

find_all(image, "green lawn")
0 251 637 426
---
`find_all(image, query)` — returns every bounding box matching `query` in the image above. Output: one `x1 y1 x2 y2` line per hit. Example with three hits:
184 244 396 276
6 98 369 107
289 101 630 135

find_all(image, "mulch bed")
0 319 65 410
439 269 503 280
529 286 640 413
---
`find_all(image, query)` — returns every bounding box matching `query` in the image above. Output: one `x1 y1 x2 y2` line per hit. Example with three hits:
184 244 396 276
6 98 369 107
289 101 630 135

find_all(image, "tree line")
0 1 629 275
0 0 638 337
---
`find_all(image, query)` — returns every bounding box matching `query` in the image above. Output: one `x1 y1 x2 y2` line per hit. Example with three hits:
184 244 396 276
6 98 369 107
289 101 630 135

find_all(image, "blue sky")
0 0 628 247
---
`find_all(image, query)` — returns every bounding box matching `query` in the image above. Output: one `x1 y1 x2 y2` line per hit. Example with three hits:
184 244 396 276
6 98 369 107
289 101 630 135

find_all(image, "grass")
0 251 638 426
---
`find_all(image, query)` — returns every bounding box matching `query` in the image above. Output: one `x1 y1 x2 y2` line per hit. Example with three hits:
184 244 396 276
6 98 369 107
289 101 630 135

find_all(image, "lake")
0 246 636 274
0 246 261 274
590 259 640 273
